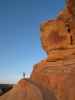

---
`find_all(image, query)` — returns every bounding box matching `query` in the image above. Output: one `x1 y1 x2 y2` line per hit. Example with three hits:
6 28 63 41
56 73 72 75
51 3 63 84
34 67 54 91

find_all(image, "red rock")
1 0 75 100
31 0 75 100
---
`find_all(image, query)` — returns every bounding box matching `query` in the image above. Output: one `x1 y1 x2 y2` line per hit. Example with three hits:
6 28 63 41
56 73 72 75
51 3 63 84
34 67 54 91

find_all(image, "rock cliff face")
0 79 44 100
0 0 75 100
31 0 75 100
0 79 57 100
31 56 75 100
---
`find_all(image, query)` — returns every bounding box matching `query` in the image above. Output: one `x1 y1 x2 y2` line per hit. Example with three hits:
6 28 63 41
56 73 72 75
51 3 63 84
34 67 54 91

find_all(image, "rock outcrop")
31 0 75 100
0 79 44 100
0 79 57 100
0 0 75 100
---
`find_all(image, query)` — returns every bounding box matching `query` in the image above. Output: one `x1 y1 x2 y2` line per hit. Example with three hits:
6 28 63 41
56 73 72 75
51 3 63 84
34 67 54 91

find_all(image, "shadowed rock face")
27 79 57 100
65 68 75 100
38 86 57 100
40 0 75 56
67 0 75 15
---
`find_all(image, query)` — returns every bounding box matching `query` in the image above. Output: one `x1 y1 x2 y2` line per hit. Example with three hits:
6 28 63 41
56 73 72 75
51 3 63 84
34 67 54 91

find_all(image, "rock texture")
0 79 57 100
31 0 75 100
0 79 44 100
0 0 75 100
31 56 75 100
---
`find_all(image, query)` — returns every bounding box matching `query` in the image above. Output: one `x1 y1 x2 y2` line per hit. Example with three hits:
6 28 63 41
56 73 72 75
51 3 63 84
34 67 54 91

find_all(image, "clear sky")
0 0 65 83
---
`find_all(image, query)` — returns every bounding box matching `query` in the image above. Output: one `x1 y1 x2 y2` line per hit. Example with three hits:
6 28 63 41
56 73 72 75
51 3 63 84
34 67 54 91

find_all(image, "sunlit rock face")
0 79 57 100
0 79 44 100
31 57 75 100
0 0 75 100
31 0 75 100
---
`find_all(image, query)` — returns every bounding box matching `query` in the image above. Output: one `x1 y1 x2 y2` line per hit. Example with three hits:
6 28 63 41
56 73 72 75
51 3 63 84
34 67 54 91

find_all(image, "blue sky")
0 0 65 83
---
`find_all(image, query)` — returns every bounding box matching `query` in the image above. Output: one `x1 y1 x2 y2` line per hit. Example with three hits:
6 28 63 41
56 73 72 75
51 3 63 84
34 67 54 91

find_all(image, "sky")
0 0 65 83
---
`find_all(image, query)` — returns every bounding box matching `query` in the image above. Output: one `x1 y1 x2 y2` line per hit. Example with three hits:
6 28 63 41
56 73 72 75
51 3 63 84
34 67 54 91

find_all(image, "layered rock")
0 0 75 100
31 55 75 100
31 0 75 100
0 79 44 100
0 79 57 100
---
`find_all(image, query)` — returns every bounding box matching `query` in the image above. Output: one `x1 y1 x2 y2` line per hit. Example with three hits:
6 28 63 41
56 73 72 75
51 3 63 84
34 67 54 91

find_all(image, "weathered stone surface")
40 11 75 55
67 0 75 16
1 0 75 100
0 79 57 100
40 19 71 54
65 67 75 100
31 0 75 100
0 79 44 100
31 55 75 100
40 0 75 55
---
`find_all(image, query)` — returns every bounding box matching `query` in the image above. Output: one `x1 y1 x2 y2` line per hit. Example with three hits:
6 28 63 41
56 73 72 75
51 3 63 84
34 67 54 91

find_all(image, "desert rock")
0 79 43 100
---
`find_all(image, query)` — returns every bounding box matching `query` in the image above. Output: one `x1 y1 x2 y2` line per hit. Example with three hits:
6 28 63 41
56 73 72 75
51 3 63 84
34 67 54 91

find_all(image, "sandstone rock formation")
0 79 44 100
31 0 75 100
0 79 57 100
0 0 75 100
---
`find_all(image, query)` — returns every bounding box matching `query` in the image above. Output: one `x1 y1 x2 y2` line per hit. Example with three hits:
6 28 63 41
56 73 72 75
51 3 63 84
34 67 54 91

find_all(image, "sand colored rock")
31 55 75 100
31 0 75 100
0 79 43 100
65 67 75 100
1 0 75 100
